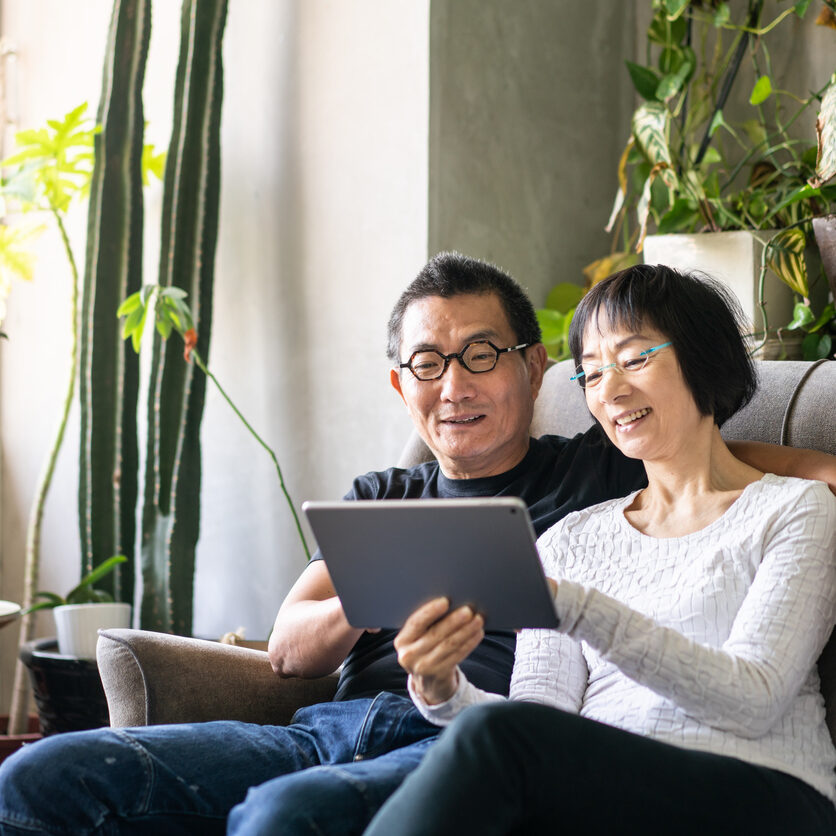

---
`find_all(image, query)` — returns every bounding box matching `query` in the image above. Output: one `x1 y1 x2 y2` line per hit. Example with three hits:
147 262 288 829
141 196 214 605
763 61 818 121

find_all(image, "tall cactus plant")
140 0 228 633
6 0 150 736
78 0 151 606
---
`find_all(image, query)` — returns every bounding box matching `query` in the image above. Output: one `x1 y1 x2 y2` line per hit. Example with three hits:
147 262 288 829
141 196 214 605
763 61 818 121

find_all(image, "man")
0 252 832 836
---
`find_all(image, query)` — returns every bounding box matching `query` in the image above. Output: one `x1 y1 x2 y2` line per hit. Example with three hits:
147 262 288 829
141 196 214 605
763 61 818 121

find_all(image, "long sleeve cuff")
407 667 504 726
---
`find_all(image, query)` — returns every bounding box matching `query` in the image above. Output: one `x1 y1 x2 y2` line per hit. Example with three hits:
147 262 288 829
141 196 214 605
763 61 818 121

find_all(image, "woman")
364 265 836 835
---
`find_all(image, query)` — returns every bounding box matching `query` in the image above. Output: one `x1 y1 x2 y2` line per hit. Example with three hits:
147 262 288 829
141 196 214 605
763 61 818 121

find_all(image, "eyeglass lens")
408 341 499 380
573 342 671 389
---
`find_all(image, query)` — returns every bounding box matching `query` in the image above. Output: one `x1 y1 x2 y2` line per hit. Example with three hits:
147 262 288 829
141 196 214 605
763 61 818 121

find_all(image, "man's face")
390 293 547 479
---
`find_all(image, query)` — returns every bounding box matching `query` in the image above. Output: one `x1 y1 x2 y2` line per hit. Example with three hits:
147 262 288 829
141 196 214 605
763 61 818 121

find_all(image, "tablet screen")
303 497 559 631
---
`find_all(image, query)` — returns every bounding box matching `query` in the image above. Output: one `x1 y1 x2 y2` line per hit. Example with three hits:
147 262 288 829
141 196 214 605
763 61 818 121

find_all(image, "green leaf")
132 303 149 353
141 284 157 305
809 302 836 332
657 197 700 233
536 308 568 345
0 104 98 215
64 555 128 604
626 61 662 101
116 292 142 318
802 331 832 360
141 143 167 185
709 110 738 139
786 301 816 330
544 282 585 313
749 76 773 106
20 598 65 615
662 0 689 19
34 591 65 606
766 229 809 297
632 102 673 166
763 184 820 223
121 305 143 340
794 0 812 17
713 2 730 26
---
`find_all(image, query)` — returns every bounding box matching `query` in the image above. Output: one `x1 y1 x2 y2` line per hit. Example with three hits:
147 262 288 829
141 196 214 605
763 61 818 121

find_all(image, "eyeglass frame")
570 341 673 388
399 339 531 381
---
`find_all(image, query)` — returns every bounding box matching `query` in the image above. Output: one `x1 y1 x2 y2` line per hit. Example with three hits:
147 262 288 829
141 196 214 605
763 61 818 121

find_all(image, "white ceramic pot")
643 230 829 359
643 231 793 334
53 602 132 660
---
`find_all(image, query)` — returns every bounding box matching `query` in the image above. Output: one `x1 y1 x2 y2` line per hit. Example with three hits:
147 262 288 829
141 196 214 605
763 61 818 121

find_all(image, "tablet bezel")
302 497 559 631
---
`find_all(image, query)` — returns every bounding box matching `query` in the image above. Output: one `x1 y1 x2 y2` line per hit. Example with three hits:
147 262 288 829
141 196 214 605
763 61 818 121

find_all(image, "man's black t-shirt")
310 426 647 701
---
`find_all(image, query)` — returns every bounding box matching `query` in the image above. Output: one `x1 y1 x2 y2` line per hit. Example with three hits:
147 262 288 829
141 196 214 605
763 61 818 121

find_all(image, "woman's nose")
595 365 631 401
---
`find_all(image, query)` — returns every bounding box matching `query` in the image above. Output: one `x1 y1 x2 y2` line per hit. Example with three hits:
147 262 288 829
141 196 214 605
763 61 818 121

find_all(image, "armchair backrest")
398 358 836 744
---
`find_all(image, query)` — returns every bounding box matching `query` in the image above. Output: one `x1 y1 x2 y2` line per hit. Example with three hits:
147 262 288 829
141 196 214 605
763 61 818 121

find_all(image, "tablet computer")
302 497 559 631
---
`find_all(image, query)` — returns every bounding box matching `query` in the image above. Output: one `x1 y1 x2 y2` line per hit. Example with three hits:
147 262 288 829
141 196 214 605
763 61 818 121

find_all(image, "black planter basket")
19 638 110 736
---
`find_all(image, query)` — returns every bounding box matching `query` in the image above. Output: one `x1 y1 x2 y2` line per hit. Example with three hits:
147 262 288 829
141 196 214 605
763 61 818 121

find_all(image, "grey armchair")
97 359 836 744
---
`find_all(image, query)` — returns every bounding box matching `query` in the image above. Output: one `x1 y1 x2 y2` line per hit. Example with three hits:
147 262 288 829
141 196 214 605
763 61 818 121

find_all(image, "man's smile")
440 414 486 426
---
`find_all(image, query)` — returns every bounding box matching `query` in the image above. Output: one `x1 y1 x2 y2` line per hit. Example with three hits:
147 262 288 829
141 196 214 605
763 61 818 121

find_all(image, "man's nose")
440 358 476 399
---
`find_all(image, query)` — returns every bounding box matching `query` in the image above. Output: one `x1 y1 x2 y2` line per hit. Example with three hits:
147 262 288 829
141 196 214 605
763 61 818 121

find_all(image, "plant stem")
8 209 79 734
694 0 764 167
190 349 311 561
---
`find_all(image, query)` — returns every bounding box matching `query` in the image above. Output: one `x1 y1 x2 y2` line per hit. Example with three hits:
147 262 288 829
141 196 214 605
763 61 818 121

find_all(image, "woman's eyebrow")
580 334 655 360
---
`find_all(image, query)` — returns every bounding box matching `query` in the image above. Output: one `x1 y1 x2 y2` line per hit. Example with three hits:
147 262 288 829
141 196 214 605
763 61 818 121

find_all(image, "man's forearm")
730 440 836 495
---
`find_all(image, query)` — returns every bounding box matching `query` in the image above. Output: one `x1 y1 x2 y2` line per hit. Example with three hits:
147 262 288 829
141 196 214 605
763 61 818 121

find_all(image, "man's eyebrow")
406 329 502 354
580 333 653 361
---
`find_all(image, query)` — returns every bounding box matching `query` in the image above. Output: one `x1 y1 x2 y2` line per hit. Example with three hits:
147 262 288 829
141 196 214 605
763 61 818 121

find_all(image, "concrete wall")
428 0 638 304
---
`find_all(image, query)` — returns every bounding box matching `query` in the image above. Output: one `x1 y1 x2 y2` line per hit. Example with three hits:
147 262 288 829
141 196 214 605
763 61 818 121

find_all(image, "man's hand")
394 597 485 706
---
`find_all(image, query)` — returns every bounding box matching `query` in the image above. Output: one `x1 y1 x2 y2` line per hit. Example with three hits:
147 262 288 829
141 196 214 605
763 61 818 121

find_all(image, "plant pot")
643 231 797 338
53 602 132 660
0 715 42 763
19 638 110 736
812 215 836 300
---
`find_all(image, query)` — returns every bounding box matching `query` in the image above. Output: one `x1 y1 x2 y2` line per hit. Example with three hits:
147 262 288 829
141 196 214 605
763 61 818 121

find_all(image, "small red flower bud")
183 328 198 363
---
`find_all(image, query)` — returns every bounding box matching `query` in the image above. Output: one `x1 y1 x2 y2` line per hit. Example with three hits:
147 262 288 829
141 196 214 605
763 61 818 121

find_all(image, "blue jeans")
0 693 439 835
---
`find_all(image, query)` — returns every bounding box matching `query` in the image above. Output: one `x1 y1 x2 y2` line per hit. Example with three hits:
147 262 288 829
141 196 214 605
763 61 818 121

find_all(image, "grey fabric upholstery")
97 628 338 727
98 359 836 739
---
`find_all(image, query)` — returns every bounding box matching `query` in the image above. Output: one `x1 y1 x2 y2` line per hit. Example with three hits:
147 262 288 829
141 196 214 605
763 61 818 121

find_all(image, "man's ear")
527 343 549 399
390 368 407 404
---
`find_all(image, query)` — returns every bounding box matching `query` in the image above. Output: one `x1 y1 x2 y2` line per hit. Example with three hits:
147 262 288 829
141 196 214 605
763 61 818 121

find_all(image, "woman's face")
579 311 711 463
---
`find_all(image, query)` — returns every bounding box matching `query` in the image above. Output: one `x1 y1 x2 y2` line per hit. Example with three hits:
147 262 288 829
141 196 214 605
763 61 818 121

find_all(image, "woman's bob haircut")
568 264 757 427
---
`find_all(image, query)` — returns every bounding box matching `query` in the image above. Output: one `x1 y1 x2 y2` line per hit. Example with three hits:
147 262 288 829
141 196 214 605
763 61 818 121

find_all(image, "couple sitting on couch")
1 253 835 835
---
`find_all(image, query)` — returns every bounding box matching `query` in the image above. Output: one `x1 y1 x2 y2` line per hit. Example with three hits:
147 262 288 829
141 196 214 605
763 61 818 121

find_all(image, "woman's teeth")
616 408 650 426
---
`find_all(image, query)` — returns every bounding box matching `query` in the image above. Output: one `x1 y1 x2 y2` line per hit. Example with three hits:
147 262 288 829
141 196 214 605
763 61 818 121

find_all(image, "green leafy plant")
0 104 163 618
0 104 99 646
118 286 311 560
592 0 836 357
536 283 586 362
21 555 128 613
1 103 162 734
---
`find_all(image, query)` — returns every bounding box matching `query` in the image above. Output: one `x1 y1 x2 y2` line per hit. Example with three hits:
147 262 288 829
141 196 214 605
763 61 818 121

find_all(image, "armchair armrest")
97 628 338 728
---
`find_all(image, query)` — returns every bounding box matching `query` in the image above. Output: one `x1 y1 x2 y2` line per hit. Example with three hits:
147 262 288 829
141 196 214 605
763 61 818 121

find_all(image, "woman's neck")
625 424 764 538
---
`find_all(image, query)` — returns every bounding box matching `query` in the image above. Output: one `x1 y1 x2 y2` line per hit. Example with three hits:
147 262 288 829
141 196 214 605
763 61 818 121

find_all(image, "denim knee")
228 765 371 836
0 729 124 835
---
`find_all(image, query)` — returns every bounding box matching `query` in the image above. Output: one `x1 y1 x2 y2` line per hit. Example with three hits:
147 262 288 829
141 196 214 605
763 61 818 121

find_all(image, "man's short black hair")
386 252 542 362
568 264 757 427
